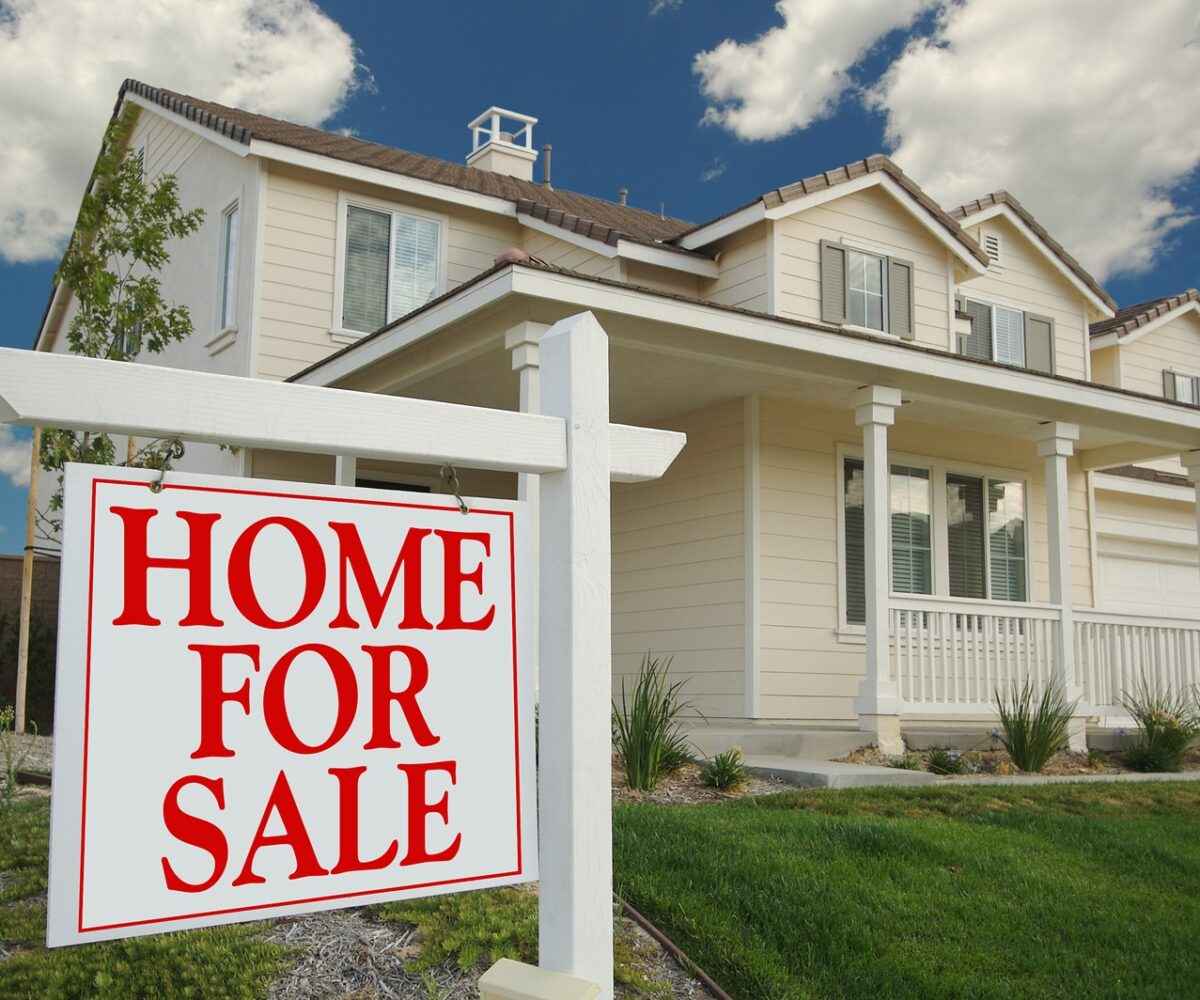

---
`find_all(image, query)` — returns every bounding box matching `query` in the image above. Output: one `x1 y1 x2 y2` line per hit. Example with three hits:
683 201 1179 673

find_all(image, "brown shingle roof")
118 79 701 255
1090 288 1200 339
948 191 1117 313
670 154 990 268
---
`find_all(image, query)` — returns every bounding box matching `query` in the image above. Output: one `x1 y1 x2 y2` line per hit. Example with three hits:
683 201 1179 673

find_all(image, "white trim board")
518 212 718 278
956 203 1115 319
1093 472 1195 503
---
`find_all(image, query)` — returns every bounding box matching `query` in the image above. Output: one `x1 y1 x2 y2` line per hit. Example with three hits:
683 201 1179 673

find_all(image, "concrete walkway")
745 755 1200 790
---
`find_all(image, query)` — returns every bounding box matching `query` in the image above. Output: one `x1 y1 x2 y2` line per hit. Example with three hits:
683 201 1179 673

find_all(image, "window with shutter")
960 299 992 360
993 305 1026 366
342 203 443 334
819 241 847 324
1166 371 1200 405
1024 314 1054 374
887 258 915 339
846 250 887 332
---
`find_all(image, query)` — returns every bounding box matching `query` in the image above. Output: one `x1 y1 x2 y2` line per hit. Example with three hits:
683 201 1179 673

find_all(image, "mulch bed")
613 758 787 805
836 743 1200 776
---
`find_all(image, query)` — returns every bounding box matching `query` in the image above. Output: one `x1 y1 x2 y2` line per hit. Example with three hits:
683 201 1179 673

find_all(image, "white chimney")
467 106 539 181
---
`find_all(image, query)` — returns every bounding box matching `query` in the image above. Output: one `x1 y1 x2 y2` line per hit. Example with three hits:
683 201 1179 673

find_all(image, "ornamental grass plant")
1121 679 1200 772
994 678 1076 772
612 654 695 792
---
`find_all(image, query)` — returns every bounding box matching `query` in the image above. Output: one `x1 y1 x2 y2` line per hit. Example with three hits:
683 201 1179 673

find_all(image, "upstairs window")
820 240 915 340
959 298 1053 374
1164 370 1200 406
342 203 442 334
219 201 240 331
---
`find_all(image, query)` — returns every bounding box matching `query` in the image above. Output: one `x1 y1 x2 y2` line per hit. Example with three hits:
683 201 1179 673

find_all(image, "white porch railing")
889 596 1200 720
889 594 1064 713
1076 610 1200 718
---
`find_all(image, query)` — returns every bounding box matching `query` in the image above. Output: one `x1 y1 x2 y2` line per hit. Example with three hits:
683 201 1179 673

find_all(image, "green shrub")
926 746 965 775
888 752 923 770
701 747 746 790
0 607 57 734
994 679 1076 772
612 654 694 792
1121 680 1200 772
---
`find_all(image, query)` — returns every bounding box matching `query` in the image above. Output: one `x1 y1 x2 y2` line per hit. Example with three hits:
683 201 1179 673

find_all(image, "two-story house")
33 80 1200 754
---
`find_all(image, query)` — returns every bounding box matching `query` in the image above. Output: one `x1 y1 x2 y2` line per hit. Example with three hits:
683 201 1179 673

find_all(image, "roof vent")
467 107 539 181
983 230 1001 265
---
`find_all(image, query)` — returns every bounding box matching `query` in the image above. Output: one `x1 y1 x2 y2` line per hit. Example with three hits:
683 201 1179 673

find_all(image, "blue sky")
1 0 1197 553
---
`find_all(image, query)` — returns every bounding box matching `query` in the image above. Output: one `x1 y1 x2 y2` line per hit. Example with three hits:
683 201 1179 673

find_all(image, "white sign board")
48 464 536 946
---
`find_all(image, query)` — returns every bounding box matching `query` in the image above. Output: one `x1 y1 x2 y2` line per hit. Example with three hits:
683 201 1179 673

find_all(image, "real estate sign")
47 464 536 946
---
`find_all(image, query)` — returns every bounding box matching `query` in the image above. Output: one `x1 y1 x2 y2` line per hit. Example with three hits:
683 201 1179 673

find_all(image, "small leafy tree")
38 106 205 539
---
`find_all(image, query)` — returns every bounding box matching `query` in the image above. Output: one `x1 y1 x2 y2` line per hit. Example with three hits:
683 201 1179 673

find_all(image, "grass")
614 782 1200 1000
0 797 288 999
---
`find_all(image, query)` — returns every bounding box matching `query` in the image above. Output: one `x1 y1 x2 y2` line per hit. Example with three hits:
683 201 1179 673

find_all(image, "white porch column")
1183 450 1200 571
853 386 903 755
507 322 546 703
333 454 357 487
1033 421 1086 751
535 315 613 997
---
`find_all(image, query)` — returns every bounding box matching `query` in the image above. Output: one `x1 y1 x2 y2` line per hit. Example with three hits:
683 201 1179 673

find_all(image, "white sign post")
0 312 684 999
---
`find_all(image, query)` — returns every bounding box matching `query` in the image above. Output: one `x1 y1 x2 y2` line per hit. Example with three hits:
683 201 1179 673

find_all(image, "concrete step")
744 756 938 789
684 725 867 761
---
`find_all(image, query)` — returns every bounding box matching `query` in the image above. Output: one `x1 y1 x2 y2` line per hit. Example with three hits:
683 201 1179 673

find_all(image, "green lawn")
614 782 1200 1000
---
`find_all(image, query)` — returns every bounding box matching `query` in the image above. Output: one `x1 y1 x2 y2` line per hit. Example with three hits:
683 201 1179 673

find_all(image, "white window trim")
331 190 449 344
834 443 1032 638
208 193 243 356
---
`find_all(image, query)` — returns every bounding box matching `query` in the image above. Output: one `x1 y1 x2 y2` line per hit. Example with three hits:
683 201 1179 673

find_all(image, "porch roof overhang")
289 262 1200 470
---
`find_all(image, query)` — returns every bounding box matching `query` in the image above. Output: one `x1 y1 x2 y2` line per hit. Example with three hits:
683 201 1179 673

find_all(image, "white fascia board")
508 266 1200 440
615 240 718 278
518 213 617 258
1090 301 1200 351
249 139 518 220
33 283 69 352
290 267 516 387
1093 472 1195 503
123 94 252 158
957 204 1115 319
675 202 766 251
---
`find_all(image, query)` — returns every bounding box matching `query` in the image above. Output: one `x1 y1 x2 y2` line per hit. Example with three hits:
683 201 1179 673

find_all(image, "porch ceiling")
319 267 1200 466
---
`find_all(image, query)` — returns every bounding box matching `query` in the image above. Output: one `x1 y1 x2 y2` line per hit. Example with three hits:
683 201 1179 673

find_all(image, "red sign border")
76 476 525 935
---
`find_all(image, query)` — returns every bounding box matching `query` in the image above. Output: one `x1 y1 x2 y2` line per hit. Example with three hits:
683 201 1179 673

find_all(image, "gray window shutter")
819 240 847 325
1194 377 1200 406
960 300 992 361
1024 313 1055 374
1163 370 1177 400
887 258 915 340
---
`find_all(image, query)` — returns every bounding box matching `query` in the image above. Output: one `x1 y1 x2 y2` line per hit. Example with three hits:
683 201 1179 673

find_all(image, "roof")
287 257 1200 424
671 155 989 267
118 80 699 255
949 191 1117 313
1090 288 1200 340
1098 464 1193 489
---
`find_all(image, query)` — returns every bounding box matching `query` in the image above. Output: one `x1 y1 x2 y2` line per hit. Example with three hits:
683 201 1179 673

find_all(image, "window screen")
343 205 391 333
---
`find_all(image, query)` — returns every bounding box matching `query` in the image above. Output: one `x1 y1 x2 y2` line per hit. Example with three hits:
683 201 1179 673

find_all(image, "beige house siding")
775 186 952 350
959 215 1090 380
611 399 746 719
1091 344 1120 388
256 163 522 381
753 398 1093 721
701 222 770 312
1111 311 1200 398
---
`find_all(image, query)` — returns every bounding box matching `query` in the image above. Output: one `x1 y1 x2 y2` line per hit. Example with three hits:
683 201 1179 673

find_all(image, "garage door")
1098 543 1200 619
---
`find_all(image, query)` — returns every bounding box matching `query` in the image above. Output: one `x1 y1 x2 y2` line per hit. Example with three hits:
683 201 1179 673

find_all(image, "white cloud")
649 0 682 14
699 158 726 183
0 0 363 263
0 426 31 488
868 0 1200 281
694 0 934 141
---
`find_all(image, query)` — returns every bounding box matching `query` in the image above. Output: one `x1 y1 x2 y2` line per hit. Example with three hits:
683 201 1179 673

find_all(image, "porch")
283 263 1200 749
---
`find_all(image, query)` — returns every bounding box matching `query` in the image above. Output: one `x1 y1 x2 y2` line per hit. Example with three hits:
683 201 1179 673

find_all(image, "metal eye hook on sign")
439 464 470 514
148 438 184 494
